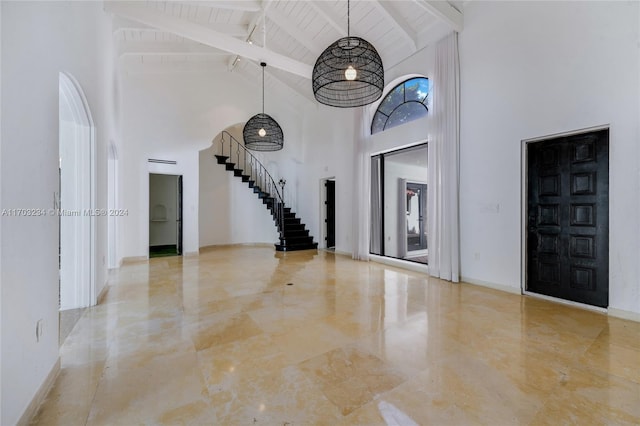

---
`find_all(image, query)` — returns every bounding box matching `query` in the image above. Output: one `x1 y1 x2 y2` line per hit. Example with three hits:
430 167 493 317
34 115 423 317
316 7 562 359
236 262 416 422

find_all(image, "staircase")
214 131 318 252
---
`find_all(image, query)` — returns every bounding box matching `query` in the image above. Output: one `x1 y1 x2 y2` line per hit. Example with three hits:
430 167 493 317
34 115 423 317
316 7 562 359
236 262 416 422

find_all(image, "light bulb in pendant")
345 65 357 81
258 128 267 137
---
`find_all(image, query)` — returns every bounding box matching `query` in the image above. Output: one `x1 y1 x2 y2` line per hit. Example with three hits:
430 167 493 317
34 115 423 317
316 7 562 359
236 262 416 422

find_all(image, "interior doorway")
325 179 336 249
58 72 96 343
524 127 609 308
149 173 183 257
58 72 95 311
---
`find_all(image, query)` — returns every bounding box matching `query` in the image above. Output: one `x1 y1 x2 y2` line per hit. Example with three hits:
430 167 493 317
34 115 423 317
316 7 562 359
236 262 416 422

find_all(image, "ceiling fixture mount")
312 0 384 108
243 62 284 151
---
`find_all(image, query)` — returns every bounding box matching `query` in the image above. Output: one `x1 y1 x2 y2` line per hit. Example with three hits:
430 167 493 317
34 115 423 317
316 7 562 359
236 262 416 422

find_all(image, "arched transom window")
371 77 430 135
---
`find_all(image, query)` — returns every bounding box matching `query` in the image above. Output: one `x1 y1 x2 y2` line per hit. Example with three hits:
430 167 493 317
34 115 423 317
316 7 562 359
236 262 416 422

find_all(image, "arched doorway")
58 72 96 317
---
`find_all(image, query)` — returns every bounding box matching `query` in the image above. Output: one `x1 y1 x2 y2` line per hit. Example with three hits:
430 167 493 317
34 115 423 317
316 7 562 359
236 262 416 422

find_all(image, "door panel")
325 180 335 248
177 175 183 255
527 129 609 307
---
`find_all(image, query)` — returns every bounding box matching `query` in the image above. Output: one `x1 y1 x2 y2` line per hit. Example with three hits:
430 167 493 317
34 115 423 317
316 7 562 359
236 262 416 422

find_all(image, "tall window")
371 77 430 134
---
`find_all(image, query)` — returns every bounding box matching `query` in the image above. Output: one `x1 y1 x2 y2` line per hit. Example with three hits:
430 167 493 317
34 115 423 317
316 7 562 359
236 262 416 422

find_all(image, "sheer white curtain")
427 32 460 282
352 106 372 260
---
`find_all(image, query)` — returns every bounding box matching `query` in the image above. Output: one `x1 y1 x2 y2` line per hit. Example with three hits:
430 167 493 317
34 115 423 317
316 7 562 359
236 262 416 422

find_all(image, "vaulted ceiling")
107 1 464 102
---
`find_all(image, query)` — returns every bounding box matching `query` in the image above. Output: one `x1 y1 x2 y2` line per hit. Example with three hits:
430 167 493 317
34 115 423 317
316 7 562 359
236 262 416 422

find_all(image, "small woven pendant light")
244 62 284 151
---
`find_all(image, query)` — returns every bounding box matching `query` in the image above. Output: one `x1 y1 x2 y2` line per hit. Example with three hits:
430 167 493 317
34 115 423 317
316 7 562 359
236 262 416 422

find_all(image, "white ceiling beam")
115 23 250 37
307 1 347 37
228 0 274 70
112 15 149 30
200 23 250 37
371 1 417 51
106 1 313 79
245 0 274 44
112 13 250 37
173 1 262 12
413 0 463 32
266 7 324 54
118 41 227 57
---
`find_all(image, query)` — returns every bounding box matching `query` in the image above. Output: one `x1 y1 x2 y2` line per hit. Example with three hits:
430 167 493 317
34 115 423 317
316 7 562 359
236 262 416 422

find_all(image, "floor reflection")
33 246 640 425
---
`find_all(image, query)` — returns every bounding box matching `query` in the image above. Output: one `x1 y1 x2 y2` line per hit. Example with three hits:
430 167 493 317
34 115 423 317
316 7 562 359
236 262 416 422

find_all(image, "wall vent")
148 159 177 165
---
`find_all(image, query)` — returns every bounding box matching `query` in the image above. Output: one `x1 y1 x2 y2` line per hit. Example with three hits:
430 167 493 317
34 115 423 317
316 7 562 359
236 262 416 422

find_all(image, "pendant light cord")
262 64 265 114
347 0 350 37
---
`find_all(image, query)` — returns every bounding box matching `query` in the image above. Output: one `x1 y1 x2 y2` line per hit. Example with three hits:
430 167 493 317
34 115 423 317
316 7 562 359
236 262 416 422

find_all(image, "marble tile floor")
59 307 86 347
32 246 640 425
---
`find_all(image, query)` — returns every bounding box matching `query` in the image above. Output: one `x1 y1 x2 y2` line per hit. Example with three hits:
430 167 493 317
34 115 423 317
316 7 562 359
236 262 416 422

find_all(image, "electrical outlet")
36 319 43 342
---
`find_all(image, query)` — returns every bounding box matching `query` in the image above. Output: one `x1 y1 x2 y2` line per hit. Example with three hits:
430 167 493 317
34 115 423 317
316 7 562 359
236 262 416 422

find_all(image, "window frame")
371 77 430 135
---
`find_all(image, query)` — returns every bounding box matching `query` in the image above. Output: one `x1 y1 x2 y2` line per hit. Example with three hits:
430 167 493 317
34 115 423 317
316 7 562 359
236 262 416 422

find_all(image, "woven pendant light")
244 62 284 151
312 0 384 108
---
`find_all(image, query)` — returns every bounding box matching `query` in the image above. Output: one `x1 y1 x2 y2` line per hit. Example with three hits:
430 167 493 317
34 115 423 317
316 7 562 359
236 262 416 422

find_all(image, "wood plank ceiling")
107 0 463 103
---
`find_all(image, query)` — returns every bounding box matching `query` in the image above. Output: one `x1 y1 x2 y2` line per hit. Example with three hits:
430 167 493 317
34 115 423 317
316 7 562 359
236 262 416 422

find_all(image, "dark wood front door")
527 129 609 308
325 180 335 248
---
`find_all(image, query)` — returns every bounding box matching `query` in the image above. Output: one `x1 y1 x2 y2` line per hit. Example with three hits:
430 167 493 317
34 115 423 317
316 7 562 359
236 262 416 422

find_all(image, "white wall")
458 1 640 314
199 143 279 247
1 2 115 424
119 71 305 259
297 106 356 254
149 174 178 247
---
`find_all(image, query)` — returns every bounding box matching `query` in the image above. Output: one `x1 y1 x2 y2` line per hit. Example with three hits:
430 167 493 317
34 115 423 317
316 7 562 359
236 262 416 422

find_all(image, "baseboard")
370 254 429 274
121 255 148 264
97 283 109 305
608 307 640 323
461 276 522 295
329 249 351 258
199 243 273 253
17 358 60 426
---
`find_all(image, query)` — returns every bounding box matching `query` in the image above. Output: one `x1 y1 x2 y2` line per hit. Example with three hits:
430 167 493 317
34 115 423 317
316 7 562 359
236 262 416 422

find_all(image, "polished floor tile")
32 246 640 425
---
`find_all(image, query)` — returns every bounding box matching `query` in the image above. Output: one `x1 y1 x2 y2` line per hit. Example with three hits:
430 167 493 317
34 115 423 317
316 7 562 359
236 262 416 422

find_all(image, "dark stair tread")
281 229 309 237
225 163 236 171
280 236 314 245
247 180 255 188
241 175 251 182
283 223 305 231
233 169 243 177
275 242 318 252
214 155 229 164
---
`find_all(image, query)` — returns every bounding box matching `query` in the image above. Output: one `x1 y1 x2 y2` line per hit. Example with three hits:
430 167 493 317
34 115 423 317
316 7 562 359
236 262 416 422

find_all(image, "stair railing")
218 131 285 235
